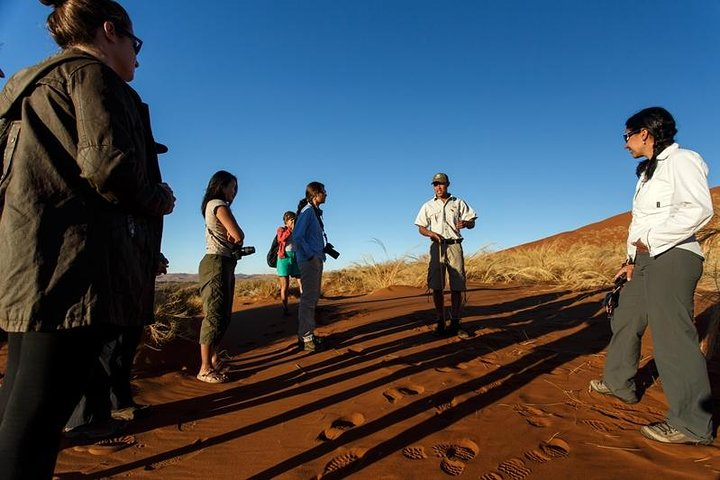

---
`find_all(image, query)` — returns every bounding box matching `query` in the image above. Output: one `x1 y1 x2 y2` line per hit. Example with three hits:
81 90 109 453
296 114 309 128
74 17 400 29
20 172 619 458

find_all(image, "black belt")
441 239 463 245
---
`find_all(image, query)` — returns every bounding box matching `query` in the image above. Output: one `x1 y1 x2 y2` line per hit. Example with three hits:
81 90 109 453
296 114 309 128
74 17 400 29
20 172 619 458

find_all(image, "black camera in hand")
324 243 340 260
231 245 256 260
602 273 627 316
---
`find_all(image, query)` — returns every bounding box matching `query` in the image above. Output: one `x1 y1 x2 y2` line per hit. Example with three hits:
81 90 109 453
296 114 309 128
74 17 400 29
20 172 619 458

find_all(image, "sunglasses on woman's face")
623 130 640 143
118 27 143 54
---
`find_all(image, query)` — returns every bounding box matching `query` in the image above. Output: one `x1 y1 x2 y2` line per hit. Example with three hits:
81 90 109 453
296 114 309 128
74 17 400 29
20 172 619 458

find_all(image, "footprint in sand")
497 457 532 480
431 439 479 476
539 437 571 458
319 413 366 441
434 396 458 414
483 437 569 479
72 435 136 455
440 458 466 476
480 473 503 480
435 362 471 373
523 448 551 463
401 446 428 460
591 405 648 426
382 384 425 404
319 448 367 478
513 404 553 428
582 418 618 433
432 439 479 461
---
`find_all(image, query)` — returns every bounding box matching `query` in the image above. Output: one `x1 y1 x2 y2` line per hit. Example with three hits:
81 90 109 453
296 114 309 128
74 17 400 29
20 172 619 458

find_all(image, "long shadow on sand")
72 288 616 478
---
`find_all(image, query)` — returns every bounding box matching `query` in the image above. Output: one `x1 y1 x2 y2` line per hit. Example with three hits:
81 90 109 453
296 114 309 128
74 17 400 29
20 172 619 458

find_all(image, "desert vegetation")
149 216 720 349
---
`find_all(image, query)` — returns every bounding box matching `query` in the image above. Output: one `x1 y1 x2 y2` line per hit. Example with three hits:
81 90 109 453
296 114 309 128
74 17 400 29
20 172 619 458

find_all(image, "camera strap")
311 205 330 245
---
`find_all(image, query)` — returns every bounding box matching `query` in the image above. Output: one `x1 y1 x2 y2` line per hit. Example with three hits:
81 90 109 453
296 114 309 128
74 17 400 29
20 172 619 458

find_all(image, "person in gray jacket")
0 1 174 478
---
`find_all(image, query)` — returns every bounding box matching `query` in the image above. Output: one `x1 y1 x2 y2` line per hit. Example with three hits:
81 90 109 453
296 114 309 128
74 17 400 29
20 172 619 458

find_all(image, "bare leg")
450 291 462 319
200 343 214 374
432 289 445 320
279 276 290 314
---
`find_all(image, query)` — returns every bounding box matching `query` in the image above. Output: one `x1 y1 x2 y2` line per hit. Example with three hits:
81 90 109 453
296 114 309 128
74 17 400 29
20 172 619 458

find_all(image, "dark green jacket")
0 49 172 332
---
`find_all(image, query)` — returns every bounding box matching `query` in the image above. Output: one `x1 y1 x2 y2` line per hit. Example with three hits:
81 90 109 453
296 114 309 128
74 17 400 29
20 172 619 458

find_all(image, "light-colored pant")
603 249 712 442
298 256 324 340
428 242 466 291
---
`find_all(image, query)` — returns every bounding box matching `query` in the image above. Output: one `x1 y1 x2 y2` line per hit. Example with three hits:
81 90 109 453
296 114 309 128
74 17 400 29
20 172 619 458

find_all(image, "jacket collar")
657 143 679 161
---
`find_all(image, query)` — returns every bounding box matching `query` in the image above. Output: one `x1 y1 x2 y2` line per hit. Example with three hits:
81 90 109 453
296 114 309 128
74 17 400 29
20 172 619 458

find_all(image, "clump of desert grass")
150 215 720 346
149 283 203 346
465 242 626 290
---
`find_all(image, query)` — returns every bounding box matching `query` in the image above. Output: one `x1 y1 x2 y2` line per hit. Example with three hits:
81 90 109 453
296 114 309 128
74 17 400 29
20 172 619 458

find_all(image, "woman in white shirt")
590 107 714 445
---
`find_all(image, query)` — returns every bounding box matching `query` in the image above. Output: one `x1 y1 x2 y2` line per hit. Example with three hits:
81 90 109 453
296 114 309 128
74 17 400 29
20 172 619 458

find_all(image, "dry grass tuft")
149 283 202 345
465 242 626 290
150 215 720 347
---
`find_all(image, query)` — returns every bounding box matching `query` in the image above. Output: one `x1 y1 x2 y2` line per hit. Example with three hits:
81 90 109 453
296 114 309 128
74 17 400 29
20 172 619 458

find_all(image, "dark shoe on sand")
64 419 127 441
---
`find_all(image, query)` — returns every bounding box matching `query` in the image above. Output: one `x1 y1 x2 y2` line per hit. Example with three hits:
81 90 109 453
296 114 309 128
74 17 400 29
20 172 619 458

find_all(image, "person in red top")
276 211 303 315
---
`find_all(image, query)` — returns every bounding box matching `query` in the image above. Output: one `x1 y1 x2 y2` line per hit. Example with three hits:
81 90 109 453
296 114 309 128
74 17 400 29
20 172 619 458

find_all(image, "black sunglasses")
623 130 640 143
118 27 143 54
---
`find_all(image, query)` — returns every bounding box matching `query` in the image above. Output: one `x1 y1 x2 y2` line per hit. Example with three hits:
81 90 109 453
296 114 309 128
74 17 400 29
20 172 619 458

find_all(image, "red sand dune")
4 189 720 479
510 186 720 250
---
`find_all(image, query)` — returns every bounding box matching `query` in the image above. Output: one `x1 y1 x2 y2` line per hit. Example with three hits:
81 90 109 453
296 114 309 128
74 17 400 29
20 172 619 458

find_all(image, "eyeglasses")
432 182 447 186
623 130 640 143
118 27 143 54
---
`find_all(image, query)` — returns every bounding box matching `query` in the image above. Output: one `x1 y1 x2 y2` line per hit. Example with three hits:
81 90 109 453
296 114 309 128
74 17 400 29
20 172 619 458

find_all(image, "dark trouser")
65 325 144 429
603 249 713 442
0 327 106 480
298 256 323 340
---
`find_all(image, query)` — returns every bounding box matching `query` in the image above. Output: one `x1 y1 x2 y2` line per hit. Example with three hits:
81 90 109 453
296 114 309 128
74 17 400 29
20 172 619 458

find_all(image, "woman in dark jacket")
0 1 174 478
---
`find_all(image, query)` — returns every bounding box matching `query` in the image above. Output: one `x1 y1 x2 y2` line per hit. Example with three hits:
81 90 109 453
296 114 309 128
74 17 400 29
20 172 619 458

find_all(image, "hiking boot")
588 379 638 404
64 419 127 441
432 320 447 337
448 319 471 339
111 404 150 421
302 335 325 352
640 421 713 445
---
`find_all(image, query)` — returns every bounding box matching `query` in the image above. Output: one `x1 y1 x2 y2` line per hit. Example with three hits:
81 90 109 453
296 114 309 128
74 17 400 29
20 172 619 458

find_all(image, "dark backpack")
0 53 92 215
266 235 280 268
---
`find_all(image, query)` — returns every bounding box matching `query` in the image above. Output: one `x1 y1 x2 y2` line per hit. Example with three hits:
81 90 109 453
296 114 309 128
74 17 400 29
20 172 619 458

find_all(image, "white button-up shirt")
628 143 713 260
415 195 477 240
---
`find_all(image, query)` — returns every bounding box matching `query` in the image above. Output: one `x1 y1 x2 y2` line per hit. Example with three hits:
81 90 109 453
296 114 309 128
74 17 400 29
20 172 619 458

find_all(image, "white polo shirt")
628 143 713 260
415 194 477 240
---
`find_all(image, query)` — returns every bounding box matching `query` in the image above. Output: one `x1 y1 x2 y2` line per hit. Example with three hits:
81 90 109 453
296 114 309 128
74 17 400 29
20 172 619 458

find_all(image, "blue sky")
1 0 718 274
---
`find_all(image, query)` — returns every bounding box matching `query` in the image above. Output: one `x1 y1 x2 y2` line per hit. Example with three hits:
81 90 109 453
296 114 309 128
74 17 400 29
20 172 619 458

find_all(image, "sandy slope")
42 283 720 480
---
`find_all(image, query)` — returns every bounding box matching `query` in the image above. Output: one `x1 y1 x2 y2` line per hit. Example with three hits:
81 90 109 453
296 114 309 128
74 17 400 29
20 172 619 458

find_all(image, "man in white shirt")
415 173 477 338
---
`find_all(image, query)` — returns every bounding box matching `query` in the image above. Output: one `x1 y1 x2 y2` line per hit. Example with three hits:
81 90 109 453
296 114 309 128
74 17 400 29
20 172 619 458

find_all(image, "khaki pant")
198 254 236 346
603 249 712 442
427 243 466 291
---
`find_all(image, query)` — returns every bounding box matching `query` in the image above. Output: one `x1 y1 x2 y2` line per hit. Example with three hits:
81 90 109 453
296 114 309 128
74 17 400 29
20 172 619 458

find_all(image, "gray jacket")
0 49 172 332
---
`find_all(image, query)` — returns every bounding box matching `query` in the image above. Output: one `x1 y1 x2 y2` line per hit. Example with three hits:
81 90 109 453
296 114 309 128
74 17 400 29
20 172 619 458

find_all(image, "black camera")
324 243 340 260
602 273 627 316
231 245 255 260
